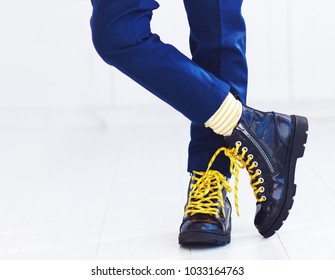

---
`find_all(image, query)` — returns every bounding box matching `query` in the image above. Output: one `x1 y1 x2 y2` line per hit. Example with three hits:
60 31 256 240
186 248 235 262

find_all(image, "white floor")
0 103 334 260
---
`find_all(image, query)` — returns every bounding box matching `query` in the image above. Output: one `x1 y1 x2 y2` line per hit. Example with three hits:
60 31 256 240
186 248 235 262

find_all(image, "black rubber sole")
259 115 308 238
179 231 231 246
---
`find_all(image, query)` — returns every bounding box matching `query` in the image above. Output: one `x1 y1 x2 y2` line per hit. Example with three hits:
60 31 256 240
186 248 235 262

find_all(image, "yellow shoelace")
185 148 233 218
222 141 267 215
185 141 266 218
185 169 232 217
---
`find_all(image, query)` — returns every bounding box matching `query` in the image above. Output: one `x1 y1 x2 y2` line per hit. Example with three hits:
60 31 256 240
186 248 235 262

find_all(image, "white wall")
245 0 335 103
0 0 111 109
0 0 334 116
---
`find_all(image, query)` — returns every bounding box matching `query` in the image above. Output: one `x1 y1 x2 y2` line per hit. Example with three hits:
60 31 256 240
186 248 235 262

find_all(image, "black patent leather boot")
179 171 232 246
225 105 308 237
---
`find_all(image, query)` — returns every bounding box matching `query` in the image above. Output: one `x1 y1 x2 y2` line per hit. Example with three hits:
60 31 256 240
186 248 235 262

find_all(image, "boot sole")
179 231 231 246
260 115 308 238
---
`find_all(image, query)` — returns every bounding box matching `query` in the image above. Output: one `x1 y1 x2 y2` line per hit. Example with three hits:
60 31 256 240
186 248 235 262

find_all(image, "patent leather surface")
228 106 295 235
180 199 232 235
179 176 232 237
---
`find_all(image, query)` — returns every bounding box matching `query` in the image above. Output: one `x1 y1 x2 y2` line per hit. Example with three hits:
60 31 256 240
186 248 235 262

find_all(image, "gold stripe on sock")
205 93 242 136
211 101 235 131
205 94 234 128
217 103 241 135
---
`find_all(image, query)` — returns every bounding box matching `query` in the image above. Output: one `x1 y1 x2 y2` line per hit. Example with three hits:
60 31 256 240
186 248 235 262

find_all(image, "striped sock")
205 93 242 136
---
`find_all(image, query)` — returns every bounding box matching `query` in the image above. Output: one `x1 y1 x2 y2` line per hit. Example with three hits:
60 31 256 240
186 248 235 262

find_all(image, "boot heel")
292 115 309 158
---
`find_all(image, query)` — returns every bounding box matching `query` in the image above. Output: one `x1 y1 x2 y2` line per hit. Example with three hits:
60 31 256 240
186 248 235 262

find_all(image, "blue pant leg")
184 0 248 175
90 0 231 124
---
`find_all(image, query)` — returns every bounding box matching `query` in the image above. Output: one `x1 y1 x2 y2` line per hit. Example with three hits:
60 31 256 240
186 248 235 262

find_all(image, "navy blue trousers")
90 0 247 176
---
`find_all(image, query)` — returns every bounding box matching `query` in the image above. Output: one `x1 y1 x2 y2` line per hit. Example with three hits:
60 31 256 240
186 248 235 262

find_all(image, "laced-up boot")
179 150 233 246
223 105 308 237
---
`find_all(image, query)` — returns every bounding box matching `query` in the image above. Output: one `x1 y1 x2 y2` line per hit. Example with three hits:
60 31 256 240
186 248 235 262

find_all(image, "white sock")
205 93 242 136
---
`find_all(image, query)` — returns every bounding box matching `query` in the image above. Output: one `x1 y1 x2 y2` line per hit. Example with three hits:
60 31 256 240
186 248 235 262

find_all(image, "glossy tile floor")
0 104 334 260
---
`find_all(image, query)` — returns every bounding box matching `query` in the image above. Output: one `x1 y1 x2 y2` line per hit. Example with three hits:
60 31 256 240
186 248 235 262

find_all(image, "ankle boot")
225 105 308 237
179 171 232 246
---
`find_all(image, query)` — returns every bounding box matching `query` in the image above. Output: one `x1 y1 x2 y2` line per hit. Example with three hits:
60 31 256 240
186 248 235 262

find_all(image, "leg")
179 0 248 246
185 0 248 175
90 0 231 124
91 1 236 246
